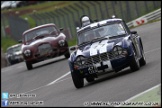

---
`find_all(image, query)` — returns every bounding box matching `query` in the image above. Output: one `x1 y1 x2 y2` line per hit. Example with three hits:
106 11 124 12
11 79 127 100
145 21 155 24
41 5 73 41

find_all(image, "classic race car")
68 16 146 88
6 44 24 65
22 23 70 70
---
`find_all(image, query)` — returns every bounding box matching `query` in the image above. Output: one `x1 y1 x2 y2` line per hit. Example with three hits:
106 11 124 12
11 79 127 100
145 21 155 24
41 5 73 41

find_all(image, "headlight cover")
75 56 86 66
23 49 31 57
58 40 65 46
7 54 12 57
113 46 123 55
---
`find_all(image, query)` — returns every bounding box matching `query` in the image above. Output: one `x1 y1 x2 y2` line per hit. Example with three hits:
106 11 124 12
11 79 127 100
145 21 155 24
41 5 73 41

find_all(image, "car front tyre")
64 51 70 59
130 50 140 72
71 72 84 88
139 48 146 66
25 61 33 70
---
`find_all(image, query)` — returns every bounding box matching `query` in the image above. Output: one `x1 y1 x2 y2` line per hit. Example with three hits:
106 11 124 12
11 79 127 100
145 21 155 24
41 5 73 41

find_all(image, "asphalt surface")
1 21 161 107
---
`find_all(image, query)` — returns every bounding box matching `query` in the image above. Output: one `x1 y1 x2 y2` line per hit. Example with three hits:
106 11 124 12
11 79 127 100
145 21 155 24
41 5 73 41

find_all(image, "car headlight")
7 54 12 57
113 46 123 55
58 40 65 46
121 49 128 56
23 49 31 57
75 56 86 66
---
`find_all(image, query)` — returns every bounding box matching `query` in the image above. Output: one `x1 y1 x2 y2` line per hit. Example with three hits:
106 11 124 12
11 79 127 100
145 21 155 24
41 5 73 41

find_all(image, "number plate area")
88 66 98 74
87 60 113 74
38 44 52 56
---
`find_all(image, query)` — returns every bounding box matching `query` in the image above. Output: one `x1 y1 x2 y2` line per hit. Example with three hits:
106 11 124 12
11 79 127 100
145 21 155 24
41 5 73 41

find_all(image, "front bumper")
24 47 69 63
71 55 132 77
8 55 24 64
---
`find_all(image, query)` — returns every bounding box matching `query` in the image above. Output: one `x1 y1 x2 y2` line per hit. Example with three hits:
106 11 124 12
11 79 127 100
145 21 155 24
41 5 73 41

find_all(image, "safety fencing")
127 8 161 27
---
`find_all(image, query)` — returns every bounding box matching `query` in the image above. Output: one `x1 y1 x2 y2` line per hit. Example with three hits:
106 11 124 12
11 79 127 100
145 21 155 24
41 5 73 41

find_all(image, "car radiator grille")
84 52 120 65
38 44 52 56
85 53 110 65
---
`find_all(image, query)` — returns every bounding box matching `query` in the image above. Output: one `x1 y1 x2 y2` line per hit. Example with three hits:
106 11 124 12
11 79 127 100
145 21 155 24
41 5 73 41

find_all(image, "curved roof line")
78 18 122 33
22 23 56 36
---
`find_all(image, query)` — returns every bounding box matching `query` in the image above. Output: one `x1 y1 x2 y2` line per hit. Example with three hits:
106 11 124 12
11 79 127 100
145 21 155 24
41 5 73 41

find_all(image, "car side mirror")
60 28 63 31
131 31 137 34
18 40 22 43
70 46 77 51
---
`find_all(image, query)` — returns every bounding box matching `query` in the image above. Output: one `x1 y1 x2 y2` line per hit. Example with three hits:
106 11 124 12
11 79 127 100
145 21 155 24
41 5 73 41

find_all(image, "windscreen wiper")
78 41 91 47
91 36 109 43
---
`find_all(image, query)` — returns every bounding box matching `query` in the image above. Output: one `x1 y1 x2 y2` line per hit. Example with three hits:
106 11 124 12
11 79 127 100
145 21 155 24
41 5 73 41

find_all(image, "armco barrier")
127 8 161 27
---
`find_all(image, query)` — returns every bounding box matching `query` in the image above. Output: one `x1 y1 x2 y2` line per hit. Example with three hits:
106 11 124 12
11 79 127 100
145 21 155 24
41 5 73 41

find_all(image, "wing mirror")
60 28 63 32
131 31 137 34
18 40 22 43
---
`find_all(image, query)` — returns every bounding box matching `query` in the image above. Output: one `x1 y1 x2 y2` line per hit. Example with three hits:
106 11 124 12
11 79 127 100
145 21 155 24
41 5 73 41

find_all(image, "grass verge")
1 36 18 53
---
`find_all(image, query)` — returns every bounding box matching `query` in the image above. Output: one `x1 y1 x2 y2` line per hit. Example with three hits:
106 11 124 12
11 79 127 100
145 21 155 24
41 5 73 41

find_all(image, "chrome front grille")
108 52 115 59
38 44 52 56
74 51 123 67
100 52 109 61
84 52 110 65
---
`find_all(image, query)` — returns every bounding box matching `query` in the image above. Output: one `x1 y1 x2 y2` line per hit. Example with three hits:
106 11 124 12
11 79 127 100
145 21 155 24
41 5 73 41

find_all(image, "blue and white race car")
68 16 146 88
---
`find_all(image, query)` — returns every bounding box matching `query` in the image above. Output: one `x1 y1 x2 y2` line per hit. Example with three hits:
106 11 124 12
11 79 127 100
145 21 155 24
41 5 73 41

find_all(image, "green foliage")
68 36 77 47
1 36 18 53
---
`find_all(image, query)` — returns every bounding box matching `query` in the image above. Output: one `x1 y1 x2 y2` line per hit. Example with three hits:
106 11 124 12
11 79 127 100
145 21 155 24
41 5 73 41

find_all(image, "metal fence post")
80 1 91 18
104 1 109 18
55 10 67 28
57 9 68 28
111 1 116 16
144 1 149 13
75 3 85 16
59 8 72 38
45 12 56 25
135 1 139 18
119 1 124 19
69 5 80 21
89 1 99 20
1 14 6 37
153 1 156 9
51 11 61 26
63 7 76 37
96 1 104 19
126 1 131 21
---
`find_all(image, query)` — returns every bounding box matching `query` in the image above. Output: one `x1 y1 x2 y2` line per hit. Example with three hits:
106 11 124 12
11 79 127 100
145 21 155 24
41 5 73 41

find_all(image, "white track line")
47 71 70 86
54 77 71 84
22 85 47 94
22 71 70 94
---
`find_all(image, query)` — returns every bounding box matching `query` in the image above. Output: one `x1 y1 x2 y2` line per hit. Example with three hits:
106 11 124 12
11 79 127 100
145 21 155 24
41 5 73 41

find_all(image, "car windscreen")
7 45 21 54
77 23 126 45
24 26 58 42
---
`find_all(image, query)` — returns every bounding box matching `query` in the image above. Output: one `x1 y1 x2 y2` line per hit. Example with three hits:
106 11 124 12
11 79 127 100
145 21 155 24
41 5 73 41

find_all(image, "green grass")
68 36 77 47
120 85 161 107
1 36 19 53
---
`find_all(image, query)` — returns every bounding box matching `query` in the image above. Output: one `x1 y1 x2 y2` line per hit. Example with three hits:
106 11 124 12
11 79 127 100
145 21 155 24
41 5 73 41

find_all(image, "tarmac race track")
1 21 161 107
